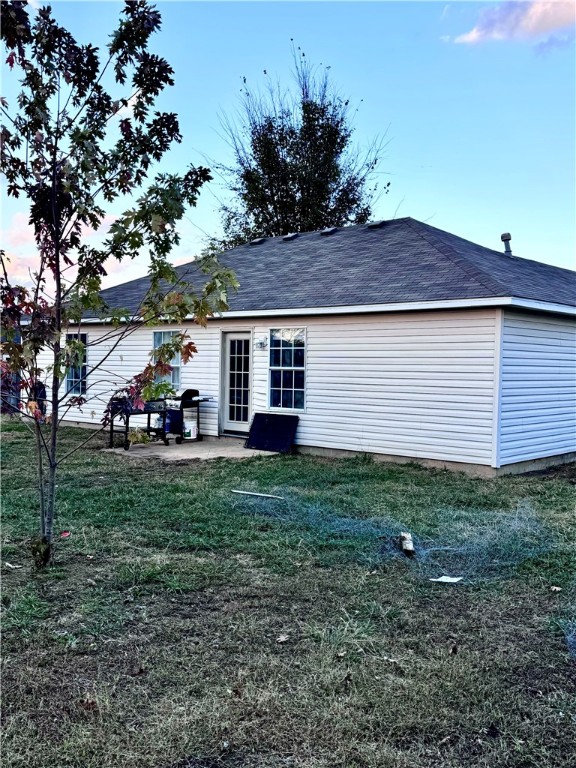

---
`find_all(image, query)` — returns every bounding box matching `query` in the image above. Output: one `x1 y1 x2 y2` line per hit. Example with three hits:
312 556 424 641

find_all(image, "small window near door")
269 328 305 410
65 333 87 395
153 331 181 391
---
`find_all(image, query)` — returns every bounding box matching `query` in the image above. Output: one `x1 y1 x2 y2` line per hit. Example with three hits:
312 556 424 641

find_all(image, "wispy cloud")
1 210 121 292
4 212 35 249
1 208 186 291
534 28 576 54
3 252 39 286
455 1 575 47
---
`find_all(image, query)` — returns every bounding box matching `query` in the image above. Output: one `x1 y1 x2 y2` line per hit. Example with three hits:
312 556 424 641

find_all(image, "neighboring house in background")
38 217 576 476
1 328 21 415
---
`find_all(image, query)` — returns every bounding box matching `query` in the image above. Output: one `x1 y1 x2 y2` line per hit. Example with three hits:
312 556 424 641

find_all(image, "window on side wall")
65 333 87 395
153 331 181 391
269 328 305 410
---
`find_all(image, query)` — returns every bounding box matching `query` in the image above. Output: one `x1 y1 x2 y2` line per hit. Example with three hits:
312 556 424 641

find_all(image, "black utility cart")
108 389 209 450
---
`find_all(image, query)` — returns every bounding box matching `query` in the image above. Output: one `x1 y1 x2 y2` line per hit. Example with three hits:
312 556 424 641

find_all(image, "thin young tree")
212 48 389 249
0 1 236 566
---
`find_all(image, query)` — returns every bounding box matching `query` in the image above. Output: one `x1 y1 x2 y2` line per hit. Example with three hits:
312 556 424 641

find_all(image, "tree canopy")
0 0 236 564
212 51 389 249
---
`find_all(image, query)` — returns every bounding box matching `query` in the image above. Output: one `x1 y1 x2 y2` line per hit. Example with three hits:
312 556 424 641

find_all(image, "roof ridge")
404 219 509 297
229 217 413 247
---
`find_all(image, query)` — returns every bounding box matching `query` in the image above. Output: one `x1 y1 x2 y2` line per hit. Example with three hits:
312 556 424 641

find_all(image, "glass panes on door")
228 337 250 422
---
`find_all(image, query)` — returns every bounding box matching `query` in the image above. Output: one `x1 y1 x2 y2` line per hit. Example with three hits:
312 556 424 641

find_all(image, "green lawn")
1 419 575 768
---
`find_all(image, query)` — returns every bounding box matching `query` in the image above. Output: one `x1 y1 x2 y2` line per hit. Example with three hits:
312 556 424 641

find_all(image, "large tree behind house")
212 50 390 250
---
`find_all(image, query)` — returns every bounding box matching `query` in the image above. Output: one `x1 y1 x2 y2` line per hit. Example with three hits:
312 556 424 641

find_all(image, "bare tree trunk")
35 422 46 534
40 118 62 567
38 339 61 566
32 418 52 568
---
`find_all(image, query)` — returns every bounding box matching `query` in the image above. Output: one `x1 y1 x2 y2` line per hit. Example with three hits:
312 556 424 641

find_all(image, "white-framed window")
153 331 181 391
269 328 305 410
65 333 87 395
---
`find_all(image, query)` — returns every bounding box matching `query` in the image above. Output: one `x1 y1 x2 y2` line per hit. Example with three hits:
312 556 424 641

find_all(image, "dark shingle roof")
92 217 576 317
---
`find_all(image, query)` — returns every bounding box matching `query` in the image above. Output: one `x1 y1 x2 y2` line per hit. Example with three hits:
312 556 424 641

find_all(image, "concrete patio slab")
104 436 278 462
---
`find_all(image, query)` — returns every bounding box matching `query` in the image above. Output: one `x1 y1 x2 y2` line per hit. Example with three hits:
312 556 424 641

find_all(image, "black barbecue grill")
108 389 211 450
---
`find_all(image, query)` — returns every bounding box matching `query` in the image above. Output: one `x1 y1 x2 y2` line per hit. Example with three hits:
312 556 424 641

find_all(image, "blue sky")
2 1 575 286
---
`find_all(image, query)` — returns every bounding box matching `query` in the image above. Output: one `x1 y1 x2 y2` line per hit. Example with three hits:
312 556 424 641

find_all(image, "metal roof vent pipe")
501 232 512 255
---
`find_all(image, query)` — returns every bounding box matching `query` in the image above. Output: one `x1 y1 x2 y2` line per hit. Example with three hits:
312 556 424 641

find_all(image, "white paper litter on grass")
429 576 463 583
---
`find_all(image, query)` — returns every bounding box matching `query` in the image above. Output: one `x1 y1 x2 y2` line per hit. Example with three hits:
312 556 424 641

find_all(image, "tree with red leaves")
0 1 236 566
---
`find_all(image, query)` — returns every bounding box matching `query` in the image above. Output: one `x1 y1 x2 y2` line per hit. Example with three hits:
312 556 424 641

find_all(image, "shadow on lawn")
233 491 576 655
233 494 553 582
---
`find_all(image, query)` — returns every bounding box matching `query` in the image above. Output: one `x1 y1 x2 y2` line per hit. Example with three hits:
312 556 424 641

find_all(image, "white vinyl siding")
252 309 498 464
37 308 499 465
36 324 225 436
499 311 576 465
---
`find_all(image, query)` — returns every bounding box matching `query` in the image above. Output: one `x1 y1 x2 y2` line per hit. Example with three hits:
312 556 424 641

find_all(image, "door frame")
220 329 253 434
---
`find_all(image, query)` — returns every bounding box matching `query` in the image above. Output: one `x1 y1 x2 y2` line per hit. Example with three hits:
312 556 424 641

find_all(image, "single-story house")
47 217 576 476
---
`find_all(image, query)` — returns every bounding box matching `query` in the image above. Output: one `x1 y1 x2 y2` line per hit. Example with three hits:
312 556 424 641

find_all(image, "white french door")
222 332 252 432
